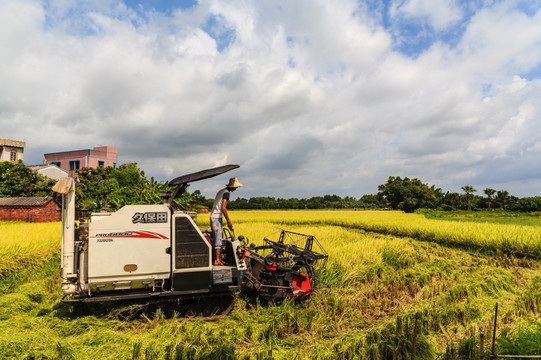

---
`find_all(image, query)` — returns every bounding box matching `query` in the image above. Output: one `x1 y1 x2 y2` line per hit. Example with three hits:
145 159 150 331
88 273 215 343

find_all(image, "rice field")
0 221 60 294
1 211 540 359
220 210 541 259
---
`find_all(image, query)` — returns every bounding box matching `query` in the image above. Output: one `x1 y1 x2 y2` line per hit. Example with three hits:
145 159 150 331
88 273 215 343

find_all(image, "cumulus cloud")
391 0 463 31
1 0 541 198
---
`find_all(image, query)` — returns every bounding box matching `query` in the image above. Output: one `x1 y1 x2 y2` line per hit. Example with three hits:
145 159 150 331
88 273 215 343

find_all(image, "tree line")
196 175 540 212
1 161 541 213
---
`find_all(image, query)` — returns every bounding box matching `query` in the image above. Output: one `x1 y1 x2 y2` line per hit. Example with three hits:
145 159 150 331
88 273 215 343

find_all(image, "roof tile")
0 197 56 207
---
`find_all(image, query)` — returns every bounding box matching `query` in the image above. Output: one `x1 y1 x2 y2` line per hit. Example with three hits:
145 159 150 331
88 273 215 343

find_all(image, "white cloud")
1 0 541 198
391 0 463 31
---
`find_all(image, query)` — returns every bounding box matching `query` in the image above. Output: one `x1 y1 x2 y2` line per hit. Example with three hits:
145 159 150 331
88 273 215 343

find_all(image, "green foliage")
497 190 510 210
358 194 387 209
75 163 190 212
515 197 541 212
417 209 541 226
0 161 192 212
441 334 479 360
497 321 541 355
484 188 496 210
203 194 386 210
461 185 477 211
377 176 437 212
0 161 57 198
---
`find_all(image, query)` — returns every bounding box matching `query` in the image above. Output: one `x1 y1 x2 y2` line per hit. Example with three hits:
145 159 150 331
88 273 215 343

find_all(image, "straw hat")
226 177 242 188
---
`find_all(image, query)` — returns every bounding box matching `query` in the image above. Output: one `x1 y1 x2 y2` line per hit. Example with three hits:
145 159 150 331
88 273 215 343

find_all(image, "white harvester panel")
87 205 171 290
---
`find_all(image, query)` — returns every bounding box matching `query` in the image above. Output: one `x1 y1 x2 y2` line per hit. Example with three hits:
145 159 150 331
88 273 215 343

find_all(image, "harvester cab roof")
165 164 240 206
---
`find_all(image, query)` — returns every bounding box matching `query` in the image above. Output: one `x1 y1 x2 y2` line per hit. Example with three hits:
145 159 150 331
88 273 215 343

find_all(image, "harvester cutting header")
53 165 327 303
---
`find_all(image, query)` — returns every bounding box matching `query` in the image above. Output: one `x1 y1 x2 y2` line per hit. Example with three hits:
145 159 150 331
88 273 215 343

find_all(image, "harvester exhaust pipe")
159 190 172 205
52 177 78 295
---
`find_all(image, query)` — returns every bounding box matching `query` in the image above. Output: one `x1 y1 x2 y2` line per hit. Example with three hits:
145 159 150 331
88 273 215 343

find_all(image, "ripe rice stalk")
0 222 60 278
228 211 541 260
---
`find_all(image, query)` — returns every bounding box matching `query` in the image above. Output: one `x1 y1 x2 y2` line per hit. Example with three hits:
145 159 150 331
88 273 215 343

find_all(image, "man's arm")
222 199 233 229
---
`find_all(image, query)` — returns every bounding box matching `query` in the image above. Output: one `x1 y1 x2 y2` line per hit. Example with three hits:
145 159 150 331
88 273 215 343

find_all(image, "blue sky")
126 0 199 13
1 0 541 198
119 0 541 65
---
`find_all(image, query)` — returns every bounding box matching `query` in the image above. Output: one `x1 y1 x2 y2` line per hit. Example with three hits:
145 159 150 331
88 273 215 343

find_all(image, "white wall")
0 146 24 162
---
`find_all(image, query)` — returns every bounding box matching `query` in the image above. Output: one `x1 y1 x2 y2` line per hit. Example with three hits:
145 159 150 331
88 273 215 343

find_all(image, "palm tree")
484 188 496 210
448 192 459 209
497 190 509 210
461 185 477 211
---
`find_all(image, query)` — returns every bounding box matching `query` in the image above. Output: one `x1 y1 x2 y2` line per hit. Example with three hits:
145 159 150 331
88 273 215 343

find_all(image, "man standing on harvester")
210 177 242 265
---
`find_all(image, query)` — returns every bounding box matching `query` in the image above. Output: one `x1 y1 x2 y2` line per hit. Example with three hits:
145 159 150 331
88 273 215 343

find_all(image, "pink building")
44 146 118 177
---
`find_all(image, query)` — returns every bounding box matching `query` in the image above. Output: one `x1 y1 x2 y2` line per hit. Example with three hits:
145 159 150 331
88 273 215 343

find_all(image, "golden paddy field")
1 210 540 359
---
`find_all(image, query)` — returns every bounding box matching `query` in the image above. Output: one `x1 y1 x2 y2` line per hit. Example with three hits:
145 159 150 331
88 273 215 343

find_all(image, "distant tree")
339 196 357 208
431 185 445 208
322 194 341 208
497 190 509 210
0 161 56 198
378 176 437 213
191 190 208 207
448 192 460 210
483 188 496 210
358 194 386 209
306 196 324 209
515 197 541 212
285 198 304 209
75 163 188 212
507 195 520 210
461 185 477 211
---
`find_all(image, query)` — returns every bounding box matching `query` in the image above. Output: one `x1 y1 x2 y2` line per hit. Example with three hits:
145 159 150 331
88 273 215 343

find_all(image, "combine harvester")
53 165 327 305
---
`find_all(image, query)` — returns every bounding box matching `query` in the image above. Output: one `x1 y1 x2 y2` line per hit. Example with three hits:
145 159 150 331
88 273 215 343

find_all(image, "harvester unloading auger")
53 164 328 304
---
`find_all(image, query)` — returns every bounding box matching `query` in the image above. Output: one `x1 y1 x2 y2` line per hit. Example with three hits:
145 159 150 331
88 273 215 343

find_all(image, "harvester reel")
244 230 328 300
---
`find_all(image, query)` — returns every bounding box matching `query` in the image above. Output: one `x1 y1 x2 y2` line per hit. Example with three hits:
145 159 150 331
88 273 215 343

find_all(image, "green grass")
418 209 541 226
497 320 541 355
0 257 60 295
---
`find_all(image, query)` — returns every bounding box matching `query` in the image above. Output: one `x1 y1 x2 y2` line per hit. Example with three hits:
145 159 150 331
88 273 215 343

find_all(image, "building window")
10 150 17 162
98 161 104 167
69 160 80 171
52 162 61 167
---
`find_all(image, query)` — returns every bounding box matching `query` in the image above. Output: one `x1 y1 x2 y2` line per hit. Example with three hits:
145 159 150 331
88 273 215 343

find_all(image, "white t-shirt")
210 188 230 218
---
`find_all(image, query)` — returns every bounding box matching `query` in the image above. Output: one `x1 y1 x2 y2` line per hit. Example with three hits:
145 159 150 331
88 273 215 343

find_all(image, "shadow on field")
52 294 237 321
